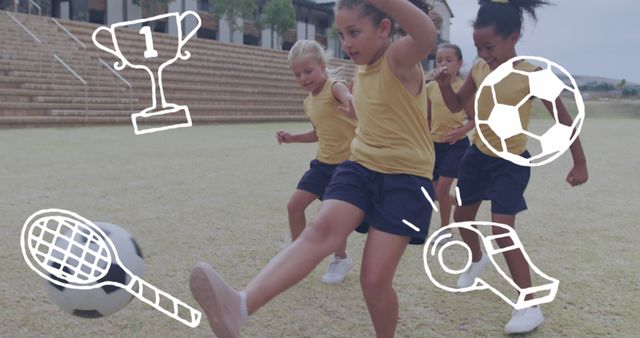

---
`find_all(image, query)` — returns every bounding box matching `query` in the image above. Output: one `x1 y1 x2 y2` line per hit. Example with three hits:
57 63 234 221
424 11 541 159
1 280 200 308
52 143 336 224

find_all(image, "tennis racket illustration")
20 208 201 328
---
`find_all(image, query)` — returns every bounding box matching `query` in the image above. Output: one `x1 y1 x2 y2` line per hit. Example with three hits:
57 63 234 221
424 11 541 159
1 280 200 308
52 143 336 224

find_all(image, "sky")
447 0 640 84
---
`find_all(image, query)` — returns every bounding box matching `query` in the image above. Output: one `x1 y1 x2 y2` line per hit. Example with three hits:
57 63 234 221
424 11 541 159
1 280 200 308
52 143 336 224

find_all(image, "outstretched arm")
276 129 318 144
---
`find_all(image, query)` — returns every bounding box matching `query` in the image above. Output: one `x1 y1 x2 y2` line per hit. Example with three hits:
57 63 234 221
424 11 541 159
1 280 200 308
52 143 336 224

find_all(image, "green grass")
1 121 638 337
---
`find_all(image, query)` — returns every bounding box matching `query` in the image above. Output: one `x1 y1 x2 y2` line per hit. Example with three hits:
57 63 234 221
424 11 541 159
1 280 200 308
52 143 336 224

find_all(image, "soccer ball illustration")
45 222 144 318
474 56 585 166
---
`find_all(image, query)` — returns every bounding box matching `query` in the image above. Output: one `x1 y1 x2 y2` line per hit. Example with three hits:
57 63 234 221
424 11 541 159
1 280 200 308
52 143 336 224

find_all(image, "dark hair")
437 43 463 61
474 0 551 37
335 0 431 36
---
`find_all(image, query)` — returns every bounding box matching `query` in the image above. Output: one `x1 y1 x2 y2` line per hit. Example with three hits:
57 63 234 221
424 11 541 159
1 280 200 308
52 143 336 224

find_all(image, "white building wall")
219 16 243 44
126 0 142 29
106 0 124 25
168 0 199 38
296 21 315 41
261 27 272 48
60 1 69 20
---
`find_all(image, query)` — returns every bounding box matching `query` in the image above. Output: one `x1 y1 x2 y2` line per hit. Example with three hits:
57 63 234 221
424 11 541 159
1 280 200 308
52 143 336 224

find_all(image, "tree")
210 0 257 43
132 0 172 17
617 79 627 90
132 0 172 31
257 0 295 49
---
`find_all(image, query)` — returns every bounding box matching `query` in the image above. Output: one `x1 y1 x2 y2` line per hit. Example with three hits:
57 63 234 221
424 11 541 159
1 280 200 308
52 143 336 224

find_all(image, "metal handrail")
29 0 41 15
53 54 88 113
6 11 41 44
6 11 43 73
51 17 88 75
97 58 133 115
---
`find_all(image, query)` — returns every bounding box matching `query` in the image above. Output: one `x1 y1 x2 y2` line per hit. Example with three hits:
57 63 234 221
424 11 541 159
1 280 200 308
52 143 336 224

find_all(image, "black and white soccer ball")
45 222 144 318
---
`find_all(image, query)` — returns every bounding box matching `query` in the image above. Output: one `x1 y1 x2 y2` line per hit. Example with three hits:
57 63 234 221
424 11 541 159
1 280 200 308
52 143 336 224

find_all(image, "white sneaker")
456 252 490 288
321 254 353 284
505 305 544 334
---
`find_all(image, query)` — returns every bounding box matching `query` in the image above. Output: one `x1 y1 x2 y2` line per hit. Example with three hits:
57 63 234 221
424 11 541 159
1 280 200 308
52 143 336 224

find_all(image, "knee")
299 217 333 245
360 270 392 296
436 178 453 195
287 197 306 215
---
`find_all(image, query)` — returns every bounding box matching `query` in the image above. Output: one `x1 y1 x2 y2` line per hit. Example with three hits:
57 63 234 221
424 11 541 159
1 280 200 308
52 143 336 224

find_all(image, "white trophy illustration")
92 12 202 135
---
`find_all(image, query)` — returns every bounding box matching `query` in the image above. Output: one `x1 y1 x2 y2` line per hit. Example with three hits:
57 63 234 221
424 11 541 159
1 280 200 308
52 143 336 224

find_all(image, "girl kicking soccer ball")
189 0 437 337
275 39 357 284
433 0 588 334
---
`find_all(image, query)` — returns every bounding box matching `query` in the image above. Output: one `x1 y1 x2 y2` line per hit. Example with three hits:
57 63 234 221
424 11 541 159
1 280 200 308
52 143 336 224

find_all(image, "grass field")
1 117 639 337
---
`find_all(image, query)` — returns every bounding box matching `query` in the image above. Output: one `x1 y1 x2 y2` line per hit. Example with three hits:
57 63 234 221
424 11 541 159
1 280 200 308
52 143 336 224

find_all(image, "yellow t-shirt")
303 78 357 164
427 78 466 143
472 59 538 157
351 51 435 179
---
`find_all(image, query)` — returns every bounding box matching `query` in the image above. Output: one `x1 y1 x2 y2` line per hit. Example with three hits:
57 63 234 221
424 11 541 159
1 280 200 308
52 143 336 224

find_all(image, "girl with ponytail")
433 0 588 334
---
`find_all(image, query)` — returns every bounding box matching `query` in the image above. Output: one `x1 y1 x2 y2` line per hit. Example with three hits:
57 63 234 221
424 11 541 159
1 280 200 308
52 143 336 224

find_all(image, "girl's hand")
566 163 588 186
276 130 294 144
338 96 357 120
432 66 451 87
442 125 466 144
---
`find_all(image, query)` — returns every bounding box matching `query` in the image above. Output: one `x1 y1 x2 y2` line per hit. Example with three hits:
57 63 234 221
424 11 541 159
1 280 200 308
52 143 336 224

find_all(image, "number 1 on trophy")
139 26 158 59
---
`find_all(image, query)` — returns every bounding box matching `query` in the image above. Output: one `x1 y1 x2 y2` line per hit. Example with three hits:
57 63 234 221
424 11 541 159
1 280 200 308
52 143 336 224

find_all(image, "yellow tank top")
427 78 466 143
304 78 357 164
472 59 538 157
351 51 435 179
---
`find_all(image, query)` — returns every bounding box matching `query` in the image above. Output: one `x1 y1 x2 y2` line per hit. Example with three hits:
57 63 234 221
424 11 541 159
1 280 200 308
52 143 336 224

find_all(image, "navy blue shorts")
433 137 470 181
323 160 435 245
457 145 531 215
296 159 340 200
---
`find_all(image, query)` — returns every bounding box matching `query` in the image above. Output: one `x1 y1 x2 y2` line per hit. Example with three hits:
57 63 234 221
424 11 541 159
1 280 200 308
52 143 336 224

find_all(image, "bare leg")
287 189 318 241
360 228 410 338
491 213 533 300
435 176 455 227
245 199 365 314
453 202 482 262
333 237 348 258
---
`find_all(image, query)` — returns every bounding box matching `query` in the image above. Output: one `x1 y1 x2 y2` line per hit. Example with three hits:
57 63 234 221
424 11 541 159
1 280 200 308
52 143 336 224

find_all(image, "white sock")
239 290 249 324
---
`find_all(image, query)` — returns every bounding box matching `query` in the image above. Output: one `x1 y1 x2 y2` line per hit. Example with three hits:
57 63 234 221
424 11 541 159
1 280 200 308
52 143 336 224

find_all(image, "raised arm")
433 68 477 113
371 0 437 73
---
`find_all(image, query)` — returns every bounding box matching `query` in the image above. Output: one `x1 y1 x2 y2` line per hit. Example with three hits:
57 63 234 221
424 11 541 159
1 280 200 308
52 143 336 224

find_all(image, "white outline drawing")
20 208 202 328
474 55 585 166
454 186 462 206
92 12 202 135
423 221 559 310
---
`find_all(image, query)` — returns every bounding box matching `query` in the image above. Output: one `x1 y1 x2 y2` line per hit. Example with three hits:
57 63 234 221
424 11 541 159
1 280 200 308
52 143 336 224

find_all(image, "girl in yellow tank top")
432 0 588 334
188 1 438 337
427 43 475 243
275 39 357 285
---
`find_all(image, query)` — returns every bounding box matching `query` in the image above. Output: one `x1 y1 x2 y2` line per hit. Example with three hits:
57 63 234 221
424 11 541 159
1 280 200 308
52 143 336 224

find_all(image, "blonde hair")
287 40 348 83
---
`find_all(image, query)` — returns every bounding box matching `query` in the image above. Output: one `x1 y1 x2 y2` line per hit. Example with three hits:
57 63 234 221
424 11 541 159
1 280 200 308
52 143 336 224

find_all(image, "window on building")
198 28 218 40
244 34 260 46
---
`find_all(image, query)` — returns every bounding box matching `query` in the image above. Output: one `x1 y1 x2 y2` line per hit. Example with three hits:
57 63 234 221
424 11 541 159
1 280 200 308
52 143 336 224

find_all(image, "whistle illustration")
423 221 559 309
